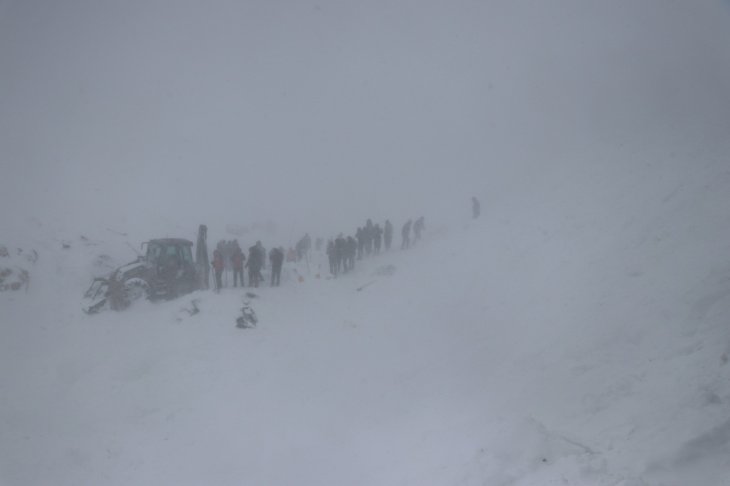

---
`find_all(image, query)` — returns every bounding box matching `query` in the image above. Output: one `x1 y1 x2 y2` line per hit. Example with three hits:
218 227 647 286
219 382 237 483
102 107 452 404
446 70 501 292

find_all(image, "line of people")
197 198 479 292
326 216 424 277
211 240 285 290
209 214 429 290
400 216 424 250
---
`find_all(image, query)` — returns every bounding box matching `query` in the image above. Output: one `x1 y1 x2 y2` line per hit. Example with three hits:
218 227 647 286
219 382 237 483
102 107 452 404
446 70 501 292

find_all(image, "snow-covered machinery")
84 227 209 314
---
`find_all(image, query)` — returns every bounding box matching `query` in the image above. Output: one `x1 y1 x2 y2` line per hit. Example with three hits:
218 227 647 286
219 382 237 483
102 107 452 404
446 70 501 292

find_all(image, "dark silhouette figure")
269 247 284 286
346 236 357 271
296 233 311 261
472 196 481 219
247 241 265 288
327 240 337 275
413 217 425 243
373 224 383 254
364 219 374 256
384 220 393 251
356 227 365 260
232 243 246 287
335 234 346 276
401 219 412 250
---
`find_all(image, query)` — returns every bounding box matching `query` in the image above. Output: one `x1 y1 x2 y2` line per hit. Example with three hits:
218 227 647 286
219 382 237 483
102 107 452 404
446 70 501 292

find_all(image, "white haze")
2 0 729 239
4 1 730 485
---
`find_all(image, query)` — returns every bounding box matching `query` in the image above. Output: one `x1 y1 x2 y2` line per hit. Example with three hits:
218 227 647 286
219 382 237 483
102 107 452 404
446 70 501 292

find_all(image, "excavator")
83 225 209 314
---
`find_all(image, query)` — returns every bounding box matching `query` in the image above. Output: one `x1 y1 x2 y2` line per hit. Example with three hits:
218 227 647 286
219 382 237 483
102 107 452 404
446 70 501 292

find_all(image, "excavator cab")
132 238 197 300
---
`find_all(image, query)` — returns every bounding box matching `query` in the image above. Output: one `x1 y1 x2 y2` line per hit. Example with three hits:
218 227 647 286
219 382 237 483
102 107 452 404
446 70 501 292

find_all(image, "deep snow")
2 153 730 485
3 0 730 483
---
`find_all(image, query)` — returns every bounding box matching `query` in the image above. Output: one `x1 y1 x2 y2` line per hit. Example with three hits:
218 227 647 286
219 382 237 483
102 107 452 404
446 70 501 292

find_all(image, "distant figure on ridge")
472 196 480 219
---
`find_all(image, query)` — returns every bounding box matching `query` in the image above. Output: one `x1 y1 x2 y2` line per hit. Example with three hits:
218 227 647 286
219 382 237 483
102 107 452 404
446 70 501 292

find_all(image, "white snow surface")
2 157 730 485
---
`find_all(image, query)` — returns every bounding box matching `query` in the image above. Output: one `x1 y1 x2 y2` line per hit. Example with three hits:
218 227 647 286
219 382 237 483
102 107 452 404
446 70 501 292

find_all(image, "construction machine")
83 226 209 314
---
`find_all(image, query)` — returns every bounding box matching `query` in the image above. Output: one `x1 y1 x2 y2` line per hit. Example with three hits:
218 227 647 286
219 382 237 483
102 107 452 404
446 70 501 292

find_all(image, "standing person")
413 217 425 243
296 238 304 261
269 246 284 286
296 233 311 262
231 242 245 287
364 219 374 256
373 224 383 254
212 248 224 291
326 240 337 275
256 242 266 284
247 241 264 288
356 227 365 260
401 219 412 250
335 234 346 276
346 236 357 271
224 240 235 286
384 220 393 251
472 196 481 219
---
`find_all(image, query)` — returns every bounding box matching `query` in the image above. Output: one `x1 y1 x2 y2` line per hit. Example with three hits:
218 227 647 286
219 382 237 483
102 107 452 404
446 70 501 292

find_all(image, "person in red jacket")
212 248 224 291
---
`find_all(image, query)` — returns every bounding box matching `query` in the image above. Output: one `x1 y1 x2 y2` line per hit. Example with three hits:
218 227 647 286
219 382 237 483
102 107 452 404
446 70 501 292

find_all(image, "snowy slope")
2 153 730 485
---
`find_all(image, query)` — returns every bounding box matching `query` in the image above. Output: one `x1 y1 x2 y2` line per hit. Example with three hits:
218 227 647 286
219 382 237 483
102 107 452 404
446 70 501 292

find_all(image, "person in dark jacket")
335 234 346 276
231 242 245 287
296 233 311 262
269 247 284 286
373 224 383 254
364 219 374 256
247 241 264 288
326 240 337 275
384 220 393 251
401 219 412 250
346 236 357 271
356 227 365 260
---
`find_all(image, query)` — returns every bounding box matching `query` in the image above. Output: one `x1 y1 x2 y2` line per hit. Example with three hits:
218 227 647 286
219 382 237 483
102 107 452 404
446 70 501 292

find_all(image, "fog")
5 2 730 484
2 0 730 240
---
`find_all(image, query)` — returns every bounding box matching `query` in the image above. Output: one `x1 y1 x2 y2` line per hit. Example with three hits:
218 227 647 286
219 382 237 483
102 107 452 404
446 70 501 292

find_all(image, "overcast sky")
2 0 729 242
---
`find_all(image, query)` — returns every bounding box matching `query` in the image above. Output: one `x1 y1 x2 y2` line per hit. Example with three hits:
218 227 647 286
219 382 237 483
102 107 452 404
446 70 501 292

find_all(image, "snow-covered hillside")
2 154 729 485
3 0 730 483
